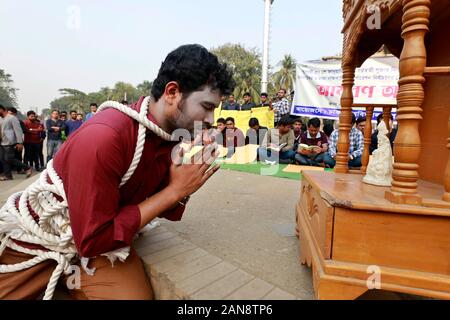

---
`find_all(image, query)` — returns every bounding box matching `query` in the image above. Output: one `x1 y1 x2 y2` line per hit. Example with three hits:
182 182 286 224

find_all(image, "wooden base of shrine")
296 172 450 300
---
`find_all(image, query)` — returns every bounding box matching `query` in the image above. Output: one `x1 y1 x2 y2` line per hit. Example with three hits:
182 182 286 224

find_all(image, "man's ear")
163 81 181 106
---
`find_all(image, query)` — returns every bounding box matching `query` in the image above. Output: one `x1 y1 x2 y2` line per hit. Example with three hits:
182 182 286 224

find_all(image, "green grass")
217 162 334 181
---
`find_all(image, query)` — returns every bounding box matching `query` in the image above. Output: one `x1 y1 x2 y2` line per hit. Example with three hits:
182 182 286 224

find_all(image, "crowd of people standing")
0 102 101 181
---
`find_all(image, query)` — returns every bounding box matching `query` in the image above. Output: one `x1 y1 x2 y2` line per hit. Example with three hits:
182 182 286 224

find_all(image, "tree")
110 82 139 103
51 88 88 114
272 54 297 94
0 69 18 107
211 44 264 104
137 80 153 97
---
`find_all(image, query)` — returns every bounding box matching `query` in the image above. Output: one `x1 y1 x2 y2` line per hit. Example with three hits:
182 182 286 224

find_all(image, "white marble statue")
363 121 393 187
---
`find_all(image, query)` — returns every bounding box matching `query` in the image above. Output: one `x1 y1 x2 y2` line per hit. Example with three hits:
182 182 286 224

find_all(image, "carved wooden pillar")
361 106 374 174
335 65 356 173
444 116 450 202
386 0 430 205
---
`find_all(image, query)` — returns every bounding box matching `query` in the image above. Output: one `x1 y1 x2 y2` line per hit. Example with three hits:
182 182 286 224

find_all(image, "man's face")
277 90 286 99
226 121 235 130
167 85 221 135
91 106 97 113
357 121 366 133
308 125 320 138
228 95 235 104
71 112 77 120
279 125 290 135
52 111 60 120
293 122 302 132
260 95 267 103
217 122 226 132
28 114 37 122
243 95 251 104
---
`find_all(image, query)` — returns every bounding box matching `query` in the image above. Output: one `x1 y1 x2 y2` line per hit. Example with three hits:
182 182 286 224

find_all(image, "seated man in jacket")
258 115 296 164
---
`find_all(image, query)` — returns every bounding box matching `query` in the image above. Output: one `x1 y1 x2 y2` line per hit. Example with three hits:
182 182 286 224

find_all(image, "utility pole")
261 0 274 93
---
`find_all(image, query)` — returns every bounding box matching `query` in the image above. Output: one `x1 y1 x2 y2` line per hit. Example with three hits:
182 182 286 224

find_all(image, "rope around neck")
0 97 172 300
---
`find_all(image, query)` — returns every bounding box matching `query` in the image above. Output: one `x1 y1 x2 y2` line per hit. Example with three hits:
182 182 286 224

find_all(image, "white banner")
291 56 399 120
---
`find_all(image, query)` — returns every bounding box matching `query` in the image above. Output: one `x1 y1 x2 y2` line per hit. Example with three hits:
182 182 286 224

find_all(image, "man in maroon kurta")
0 44 235 300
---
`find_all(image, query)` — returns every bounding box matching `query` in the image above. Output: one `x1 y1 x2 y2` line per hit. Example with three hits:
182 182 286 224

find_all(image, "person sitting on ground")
240 92 256 111
214 118 226 146
258 115 296 164
224 117 245 157
292 118 304 151
356 116 366 134
294 117 328 167
324 113 364 169
245 118 268 146
323 123 334 140
370 113 397 155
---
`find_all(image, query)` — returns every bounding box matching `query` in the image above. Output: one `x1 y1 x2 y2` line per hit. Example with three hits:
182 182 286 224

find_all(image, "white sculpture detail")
363 121 393 187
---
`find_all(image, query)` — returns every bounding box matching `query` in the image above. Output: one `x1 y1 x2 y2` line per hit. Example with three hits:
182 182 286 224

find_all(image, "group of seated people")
214 112 397 168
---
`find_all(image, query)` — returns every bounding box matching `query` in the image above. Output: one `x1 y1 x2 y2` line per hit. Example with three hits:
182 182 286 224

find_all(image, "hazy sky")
1 0 343 111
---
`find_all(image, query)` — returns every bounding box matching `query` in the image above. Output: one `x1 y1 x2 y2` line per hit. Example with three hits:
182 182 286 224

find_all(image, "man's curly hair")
151 44 235 101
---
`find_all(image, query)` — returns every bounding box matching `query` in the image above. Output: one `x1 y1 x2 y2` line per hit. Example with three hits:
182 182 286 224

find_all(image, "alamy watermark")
367 265 382 290
367 5 382 30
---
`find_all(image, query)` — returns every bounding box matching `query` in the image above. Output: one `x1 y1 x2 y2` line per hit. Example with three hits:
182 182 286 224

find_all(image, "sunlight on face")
172 86 221 133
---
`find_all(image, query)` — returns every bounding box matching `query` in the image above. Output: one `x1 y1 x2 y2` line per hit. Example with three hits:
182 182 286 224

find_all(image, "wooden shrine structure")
297 0 450 299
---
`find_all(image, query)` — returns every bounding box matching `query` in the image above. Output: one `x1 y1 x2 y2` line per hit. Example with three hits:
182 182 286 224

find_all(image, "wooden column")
386 0 430 205
335 65 356 173
361 106 374 174
383 106 393 131
444 116 450 202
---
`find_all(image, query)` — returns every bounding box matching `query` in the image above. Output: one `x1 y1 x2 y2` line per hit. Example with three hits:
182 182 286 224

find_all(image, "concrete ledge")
134 225 297 300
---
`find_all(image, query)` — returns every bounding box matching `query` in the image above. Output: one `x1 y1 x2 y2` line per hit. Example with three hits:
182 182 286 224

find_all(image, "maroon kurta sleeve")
54 123 142 258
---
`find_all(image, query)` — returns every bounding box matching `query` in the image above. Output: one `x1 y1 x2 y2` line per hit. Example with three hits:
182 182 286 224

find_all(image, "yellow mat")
224 144 259 165
282 165 325 174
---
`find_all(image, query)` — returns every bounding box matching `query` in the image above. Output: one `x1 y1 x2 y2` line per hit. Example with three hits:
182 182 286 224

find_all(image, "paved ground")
163 168 315 299
0 172 40 207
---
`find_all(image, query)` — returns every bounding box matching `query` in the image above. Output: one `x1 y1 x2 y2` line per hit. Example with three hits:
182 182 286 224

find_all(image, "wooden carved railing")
385 0 431 205
336 66 356 173
444 116 450 202
361 106 375 174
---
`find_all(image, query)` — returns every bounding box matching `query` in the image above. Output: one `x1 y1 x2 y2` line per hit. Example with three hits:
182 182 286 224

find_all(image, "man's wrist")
167 185 188 204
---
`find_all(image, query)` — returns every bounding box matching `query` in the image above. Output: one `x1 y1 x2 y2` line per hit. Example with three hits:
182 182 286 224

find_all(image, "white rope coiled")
0 97 172 300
